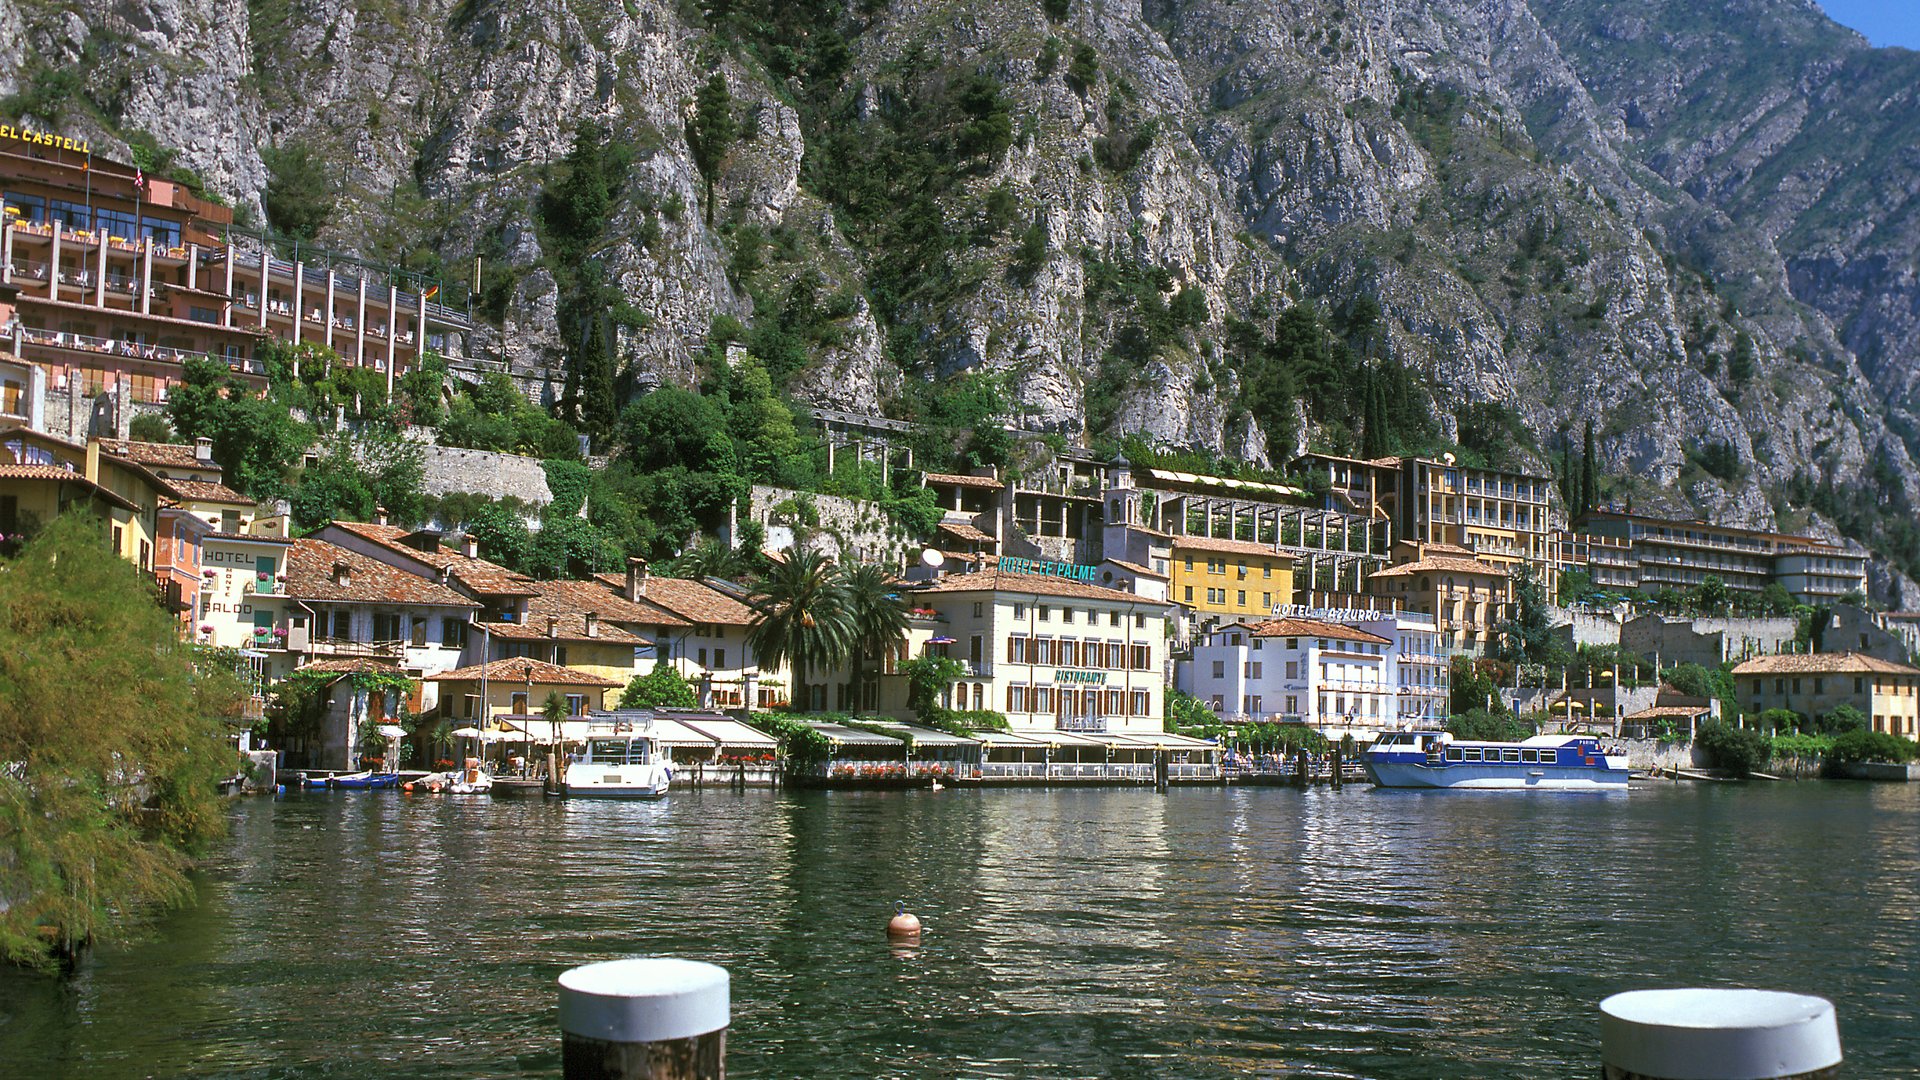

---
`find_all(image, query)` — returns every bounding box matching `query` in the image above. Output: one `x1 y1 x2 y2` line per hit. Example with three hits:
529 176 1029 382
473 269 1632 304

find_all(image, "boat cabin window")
1537 748 1555 763
1444 748 1463 762
585 738 649 765
1502 748 1521 762
1520 749 1538 763
1462 748 1482 762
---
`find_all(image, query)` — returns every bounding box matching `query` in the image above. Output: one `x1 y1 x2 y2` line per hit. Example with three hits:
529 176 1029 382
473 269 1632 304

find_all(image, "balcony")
19 327 267 379
244 573 286 597
1055 716 1109 733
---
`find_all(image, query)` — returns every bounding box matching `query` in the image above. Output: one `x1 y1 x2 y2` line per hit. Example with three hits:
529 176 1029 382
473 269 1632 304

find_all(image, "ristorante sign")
0 124 92 155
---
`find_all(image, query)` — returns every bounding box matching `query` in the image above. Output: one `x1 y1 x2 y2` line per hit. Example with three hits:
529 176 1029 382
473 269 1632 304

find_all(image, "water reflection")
1 783 1916 1078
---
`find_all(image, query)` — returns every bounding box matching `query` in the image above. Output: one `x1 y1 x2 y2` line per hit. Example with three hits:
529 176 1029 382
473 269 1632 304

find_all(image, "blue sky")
1818 1 1920 48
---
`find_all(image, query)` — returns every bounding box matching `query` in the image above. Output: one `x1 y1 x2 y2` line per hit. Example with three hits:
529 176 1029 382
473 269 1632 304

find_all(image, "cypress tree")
1580 420 1598 516
688 73 738 226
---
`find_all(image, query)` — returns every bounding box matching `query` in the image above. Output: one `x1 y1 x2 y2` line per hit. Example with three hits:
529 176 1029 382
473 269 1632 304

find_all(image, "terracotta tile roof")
1732 652 1920 677
592 573 755 626
97 439 207 469
938 521 997 544
1245 617 1392 645
1105 558 1168 579
1371 556 1510 579
529 578 678 633
910 567 1164 604
206 531 292 543
425 657 621 687
165 478 252 505
923 471 1004 490
284 538 478 608
1169 534 1294 560
324 520 538 597
0 463 137 509
477 614 648 646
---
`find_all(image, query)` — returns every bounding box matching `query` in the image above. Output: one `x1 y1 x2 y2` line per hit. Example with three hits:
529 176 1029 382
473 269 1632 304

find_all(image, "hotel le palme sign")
0 123 92 156
993 556 1119 685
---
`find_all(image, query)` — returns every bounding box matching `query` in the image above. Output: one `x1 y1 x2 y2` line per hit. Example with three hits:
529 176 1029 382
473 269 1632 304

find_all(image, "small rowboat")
328 771 401 790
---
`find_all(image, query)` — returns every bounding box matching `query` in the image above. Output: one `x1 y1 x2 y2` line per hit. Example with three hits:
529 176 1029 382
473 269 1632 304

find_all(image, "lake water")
3 782 1917 1078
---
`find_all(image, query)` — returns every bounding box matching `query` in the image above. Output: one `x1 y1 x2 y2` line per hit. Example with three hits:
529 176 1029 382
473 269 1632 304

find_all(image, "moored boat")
559 726 672 799
328 770 401 790
1363 730 1629 790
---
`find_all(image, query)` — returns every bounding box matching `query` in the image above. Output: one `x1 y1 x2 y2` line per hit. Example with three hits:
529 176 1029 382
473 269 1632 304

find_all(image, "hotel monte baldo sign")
997 556 1099 583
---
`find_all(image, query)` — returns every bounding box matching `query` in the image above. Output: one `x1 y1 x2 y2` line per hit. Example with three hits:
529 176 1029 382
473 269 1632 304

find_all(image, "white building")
1189 609 1447 736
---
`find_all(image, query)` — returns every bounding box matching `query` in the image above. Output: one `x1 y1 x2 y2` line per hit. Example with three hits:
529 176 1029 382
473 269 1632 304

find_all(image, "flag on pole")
134 167 146 195
423 284 439 301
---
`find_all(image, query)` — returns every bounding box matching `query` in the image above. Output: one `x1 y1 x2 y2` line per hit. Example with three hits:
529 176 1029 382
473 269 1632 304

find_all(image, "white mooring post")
558 958 729 1080
1600 989 1841 1080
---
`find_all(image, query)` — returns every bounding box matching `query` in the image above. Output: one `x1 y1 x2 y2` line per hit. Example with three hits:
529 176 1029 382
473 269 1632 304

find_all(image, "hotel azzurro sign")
997 556 1099 583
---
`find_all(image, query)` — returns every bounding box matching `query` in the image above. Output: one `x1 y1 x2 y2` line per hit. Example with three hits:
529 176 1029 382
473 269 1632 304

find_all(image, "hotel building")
0 123 467 430
902 565 1171 734
1187 609 1445 733
1561 510 1868 606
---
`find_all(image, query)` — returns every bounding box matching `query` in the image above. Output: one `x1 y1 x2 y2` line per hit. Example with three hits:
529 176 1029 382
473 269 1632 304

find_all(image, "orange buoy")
887 901 922 940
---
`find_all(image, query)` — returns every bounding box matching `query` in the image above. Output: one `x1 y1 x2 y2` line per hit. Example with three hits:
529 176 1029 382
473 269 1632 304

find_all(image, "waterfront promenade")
4 783 1916 1077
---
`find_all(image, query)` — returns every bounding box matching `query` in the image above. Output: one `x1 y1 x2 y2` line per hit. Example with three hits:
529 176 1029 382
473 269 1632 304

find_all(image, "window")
1262 593 1271 608
1185 557 1194 572
1813 678 1823 695
510 691 529 713
1262 564 1272 578
1855 677 1864 694
970 635 983 663
1063 608 1075 624
1131 644 1150 669
1250 663 1263 678
1109 611 1120 626
714 649 726 668
973 602 983 618
566 694 587 716
1135 613 1145 628
1287 638 1298 649
1038 605 1050 622
1184 586 1194 603
1236 590 1246 606
410 617 427 647
1007 635 1028 663
443 618 469 649
1131 690 1149 716
1013 603 1026 619
1521 750 1538 763
697 647 708 667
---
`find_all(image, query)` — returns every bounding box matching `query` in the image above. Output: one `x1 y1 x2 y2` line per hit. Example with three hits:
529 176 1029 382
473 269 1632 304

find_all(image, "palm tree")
746 549 856 711
665 537 749 582
840 563 909 713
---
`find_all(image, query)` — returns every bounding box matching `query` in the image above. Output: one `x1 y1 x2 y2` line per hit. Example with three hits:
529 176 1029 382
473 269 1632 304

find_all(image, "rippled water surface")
4 783 1917 1077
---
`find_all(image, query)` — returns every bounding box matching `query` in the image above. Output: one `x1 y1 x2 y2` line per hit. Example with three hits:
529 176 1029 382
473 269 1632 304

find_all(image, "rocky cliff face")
5 0 1917 592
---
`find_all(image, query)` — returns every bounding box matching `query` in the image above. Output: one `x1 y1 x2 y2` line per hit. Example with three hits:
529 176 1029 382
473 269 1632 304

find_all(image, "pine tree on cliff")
688 73 737 226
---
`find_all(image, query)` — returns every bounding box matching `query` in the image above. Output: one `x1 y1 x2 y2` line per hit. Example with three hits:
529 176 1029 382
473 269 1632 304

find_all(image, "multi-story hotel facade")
903 565 1171 734
0 123 467 431
1187 609 1446 734
1560 510 1868 606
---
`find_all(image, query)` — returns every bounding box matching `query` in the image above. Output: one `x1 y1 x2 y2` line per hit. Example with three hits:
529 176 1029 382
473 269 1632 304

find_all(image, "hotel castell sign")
0 123 92 155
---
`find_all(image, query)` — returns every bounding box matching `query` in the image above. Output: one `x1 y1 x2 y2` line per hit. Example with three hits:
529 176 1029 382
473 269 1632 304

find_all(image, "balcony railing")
304 636 407 658
19 327 267 377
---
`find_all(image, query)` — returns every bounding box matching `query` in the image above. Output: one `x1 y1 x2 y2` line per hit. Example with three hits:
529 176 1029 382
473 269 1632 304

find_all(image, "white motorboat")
560 726 672 799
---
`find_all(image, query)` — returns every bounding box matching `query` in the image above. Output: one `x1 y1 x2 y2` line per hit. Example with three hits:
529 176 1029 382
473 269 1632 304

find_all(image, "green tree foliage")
1448 656 1507 717
0 516 241 967
1579 420 1598 515
466 502 534 570
1827 729 1919 765
1495 564 1565 665
688 73 738 226
127 413 176 443
843 563 910 703
618 664 699 709
1446 709 1538 742
1227 304 1437 461
439 373 582 459
1697 720 1771 776
899 654 967 725
1817 704 1869 736
1688 574 1732 616
291 426 426 530
165 358 313 499
1066 43 1099 93
396 351 450 429
745 548 856 710
261 142 337 242
1164 688 1218 733
1727 331 1757 386
538 123 636 445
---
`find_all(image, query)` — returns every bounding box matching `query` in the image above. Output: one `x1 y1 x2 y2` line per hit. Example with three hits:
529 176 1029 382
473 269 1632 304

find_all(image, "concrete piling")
559 958 729 1080
1600 988 1840 1080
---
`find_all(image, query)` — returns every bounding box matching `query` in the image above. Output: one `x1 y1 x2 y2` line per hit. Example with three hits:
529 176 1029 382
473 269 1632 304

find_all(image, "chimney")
332 562 351 587
462 533 480 559
375 506 388 527
585 611 599 638
546 615 558 639
626 557 648 601
194 436 213 463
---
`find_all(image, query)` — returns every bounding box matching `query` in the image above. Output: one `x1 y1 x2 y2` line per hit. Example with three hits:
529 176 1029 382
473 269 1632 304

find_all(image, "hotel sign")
998 556 1098 583
1053 670 1107 684
0 124 92 155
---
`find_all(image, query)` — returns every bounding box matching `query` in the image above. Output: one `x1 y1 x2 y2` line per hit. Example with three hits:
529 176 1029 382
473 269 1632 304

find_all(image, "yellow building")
1732 653 1920 738
1 424 166 568
427 657 622 733
1168 534 1295 620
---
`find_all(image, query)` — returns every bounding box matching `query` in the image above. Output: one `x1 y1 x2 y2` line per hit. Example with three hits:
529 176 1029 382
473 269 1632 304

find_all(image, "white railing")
980 762 1048 778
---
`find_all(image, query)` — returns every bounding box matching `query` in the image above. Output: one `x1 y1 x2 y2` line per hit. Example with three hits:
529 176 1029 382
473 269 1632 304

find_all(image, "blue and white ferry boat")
1363 731 1629 790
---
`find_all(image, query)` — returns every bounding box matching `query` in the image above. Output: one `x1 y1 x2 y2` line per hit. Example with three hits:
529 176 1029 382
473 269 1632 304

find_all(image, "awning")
865 722 979 747
496 718 595 744
671 717 778 749
376 724 407 739
451 726 483 738
809 722 905 746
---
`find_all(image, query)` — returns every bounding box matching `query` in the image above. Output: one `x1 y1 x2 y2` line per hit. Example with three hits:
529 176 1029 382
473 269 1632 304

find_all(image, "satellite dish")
920 548 946 568
1442 452 1457 466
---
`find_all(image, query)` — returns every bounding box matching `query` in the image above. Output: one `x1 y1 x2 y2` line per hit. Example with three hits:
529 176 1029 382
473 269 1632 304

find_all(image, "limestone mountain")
3 0 1917 595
